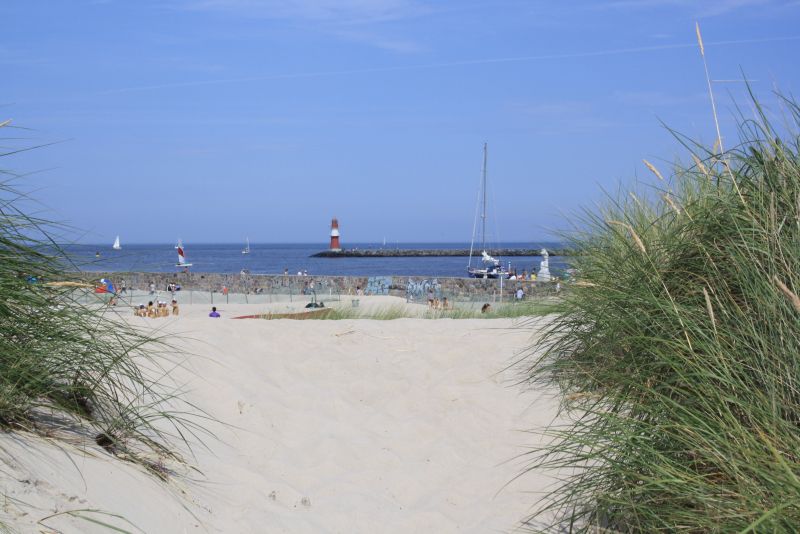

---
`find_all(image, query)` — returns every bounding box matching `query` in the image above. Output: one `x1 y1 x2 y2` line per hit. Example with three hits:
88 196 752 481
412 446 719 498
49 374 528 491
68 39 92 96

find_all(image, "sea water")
65 242 570 278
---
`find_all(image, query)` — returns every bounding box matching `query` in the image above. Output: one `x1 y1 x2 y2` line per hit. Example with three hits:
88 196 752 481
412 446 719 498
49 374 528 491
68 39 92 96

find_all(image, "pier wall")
82 272 561 300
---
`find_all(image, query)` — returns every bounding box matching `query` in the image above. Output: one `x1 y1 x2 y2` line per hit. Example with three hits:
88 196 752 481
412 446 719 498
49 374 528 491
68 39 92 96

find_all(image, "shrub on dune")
524 97 800 531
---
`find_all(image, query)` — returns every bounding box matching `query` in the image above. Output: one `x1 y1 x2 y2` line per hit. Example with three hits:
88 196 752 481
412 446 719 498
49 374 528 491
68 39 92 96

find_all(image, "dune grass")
0 175 207 479
315 300 563 320
522 96 800 531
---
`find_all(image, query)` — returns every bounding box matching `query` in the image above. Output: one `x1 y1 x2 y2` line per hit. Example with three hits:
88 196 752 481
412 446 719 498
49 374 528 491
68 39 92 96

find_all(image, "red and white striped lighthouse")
329 217 342 251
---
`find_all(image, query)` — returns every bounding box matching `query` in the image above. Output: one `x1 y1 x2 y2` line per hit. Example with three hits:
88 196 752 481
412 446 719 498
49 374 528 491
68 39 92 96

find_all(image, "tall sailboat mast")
481 142 488 252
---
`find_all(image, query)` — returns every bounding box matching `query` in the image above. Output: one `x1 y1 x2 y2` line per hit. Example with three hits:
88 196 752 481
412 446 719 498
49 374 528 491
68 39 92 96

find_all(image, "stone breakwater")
83 272 561 300
310 248 569 258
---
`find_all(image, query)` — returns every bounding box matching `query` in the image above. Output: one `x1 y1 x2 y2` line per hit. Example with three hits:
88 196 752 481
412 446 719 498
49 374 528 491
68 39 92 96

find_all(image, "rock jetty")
311 248 567 258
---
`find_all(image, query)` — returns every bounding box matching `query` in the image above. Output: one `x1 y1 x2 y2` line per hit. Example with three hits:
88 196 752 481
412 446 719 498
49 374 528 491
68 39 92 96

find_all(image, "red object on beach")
94 287 108 293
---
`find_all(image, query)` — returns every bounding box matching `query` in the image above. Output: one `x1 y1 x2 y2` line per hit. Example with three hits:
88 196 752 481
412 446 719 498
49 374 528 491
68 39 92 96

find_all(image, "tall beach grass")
523 95 800 531
0 132 207 479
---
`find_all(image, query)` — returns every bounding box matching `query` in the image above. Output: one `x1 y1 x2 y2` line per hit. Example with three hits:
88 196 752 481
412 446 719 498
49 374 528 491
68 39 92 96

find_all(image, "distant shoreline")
311 248 569 258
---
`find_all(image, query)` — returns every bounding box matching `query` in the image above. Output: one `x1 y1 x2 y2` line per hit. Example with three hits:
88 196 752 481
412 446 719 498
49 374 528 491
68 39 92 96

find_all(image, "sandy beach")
0 296 559 533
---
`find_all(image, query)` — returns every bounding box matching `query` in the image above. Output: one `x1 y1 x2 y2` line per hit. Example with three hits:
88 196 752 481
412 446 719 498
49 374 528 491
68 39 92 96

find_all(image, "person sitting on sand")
442 297 450 310
209 306 220 318
171 299 179 316
134 304 145 317
481 303 491 313
146 301 156 318
433 297 440 309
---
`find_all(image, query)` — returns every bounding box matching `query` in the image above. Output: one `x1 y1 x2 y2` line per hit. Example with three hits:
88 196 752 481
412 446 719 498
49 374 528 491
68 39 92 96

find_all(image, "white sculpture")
538 248 551 283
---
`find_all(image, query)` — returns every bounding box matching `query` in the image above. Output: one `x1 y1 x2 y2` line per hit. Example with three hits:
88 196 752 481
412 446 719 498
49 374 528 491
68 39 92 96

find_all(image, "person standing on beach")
120 279 127 294
149 282 155 295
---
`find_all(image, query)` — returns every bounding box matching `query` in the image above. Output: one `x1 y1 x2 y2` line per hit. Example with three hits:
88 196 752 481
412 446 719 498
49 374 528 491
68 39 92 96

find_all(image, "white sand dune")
0 297 560 533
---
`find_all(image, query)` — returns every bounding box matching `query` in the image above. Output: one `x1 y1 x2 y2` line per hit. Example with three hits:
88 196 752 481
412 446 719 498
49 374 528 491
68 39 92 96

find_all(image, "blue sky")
2 0 799 244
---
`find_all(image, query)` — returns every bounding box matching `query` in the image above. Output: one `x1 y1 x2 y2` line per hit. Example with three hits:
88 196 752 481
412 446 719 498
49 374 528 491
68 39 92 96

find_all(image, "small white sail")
176 244 192 268
481 250 500 266
112 236 121 250
242 237 250 254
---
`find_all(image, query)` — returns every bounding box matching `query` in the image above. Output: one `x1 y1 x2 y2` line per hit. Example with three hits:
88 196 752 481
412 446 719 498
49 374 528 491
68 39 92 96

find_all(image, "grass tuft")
314 301 564 320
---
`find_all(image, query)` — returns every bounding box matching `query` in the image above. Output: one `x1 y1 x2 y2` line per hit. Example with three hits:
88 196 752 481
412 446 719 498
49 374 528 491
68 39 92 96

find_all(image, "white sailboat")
467 143 508 279
112 235 121 250
175 238 182 250
242 237 250 255
176 242 192 268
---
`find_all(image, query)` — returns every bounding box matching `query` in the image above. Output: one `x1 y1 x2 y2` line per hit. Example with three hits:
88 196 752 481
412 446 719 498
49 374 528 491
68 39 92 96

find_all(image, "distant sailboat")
112 235 121 250
176 242 192 268
242 237 250 255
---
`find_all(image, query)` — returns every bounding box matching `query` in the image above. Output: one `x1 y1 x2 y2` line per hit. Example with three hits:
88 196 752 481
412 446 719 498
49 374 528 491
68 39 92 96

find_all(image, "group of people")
166 282 181 293
425 289 451 310
146 282 181 295
508 269 537 281
134 300 179 318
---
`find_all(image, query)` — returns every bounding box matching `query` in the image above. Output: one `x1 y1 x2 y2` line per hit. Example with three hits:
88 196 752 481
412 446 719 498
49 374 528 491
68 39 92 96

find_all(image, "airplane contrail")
97 34 800 96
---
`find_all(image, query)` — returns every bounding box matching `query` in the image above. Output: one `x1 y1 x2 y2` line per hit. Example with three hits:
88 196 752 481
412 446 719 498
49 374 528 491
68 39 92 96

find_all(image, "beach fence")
73 286 345 307
74 273 565 307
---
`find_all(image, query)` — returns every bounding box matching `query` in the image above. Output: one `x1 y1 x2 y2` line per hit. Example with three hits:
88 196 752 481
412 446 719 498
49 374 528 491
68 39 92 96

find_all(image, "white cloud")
174 0 430 24
591 0 789 17
165 0 431 52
